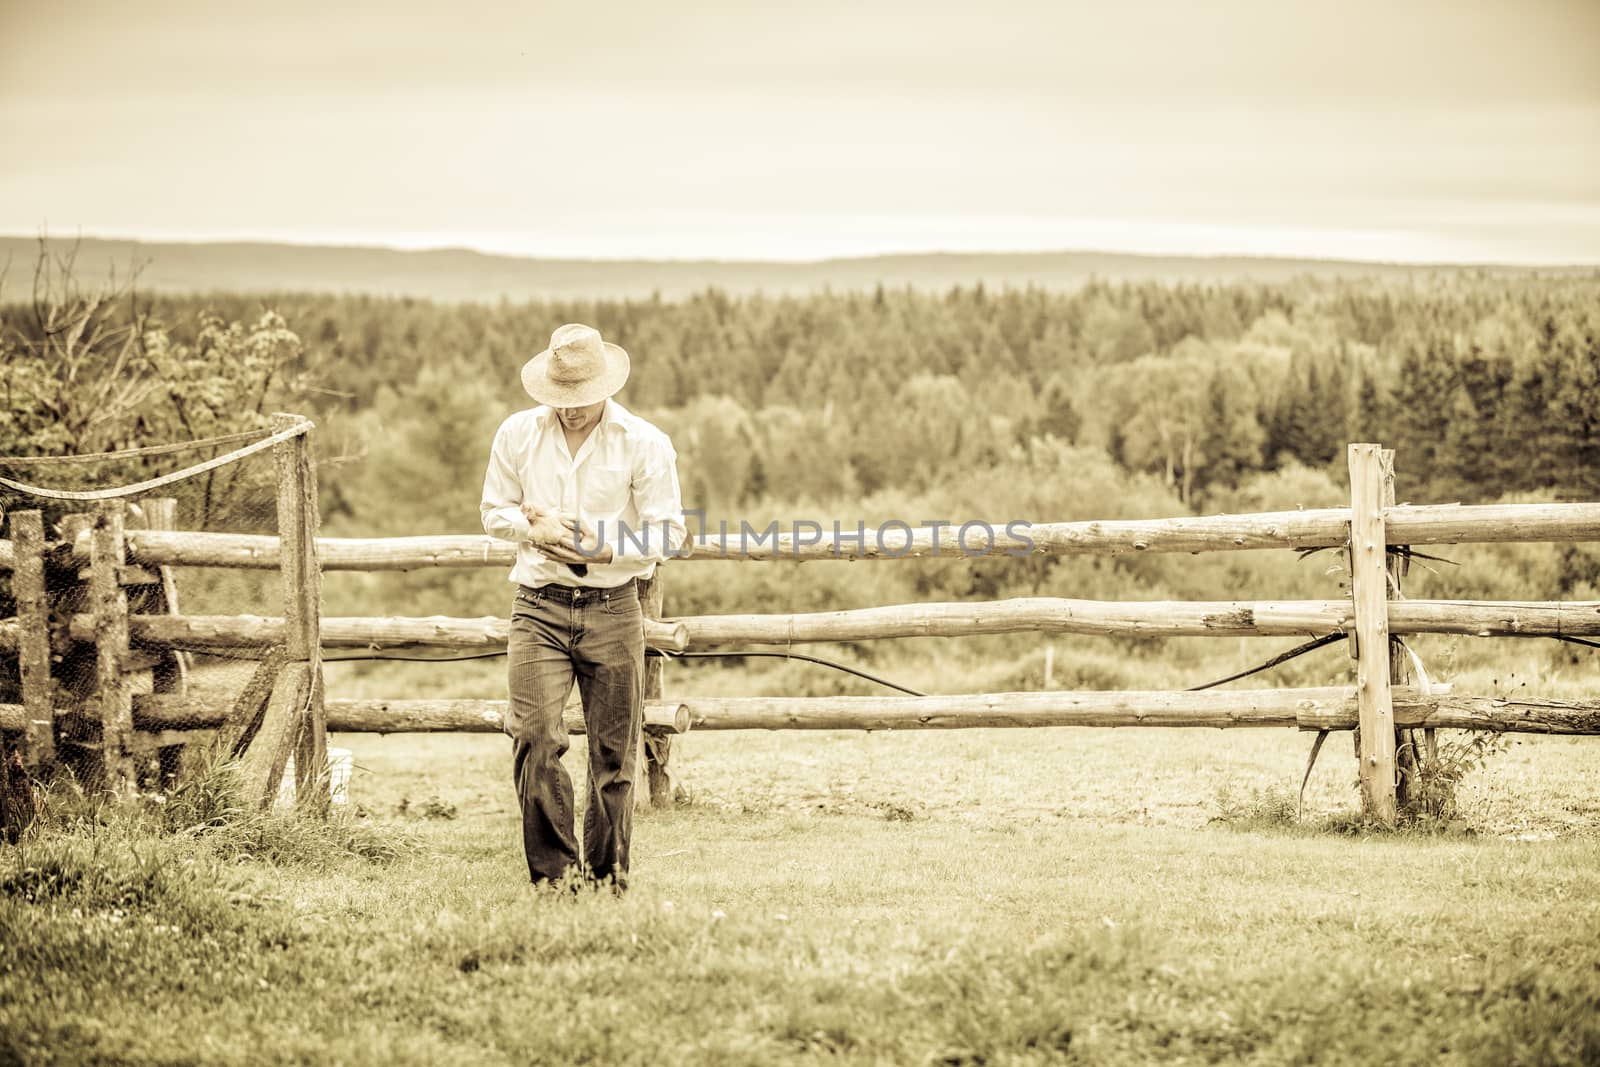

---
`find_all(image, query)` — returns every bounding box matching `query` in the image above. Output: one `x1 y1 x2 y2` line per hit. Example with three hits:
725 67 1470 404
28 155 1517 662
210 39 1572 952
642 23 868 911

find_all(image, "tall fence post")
12 511 55 771
1348 444 1399 824
239 415 325 809
91 499 137 794
280 415 327 811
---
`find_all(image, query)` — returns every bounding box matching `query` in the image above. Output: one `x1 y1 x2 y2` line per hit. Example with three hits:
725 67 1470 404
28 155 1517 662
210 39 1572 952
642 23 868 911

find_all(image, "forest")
4 265 1599 695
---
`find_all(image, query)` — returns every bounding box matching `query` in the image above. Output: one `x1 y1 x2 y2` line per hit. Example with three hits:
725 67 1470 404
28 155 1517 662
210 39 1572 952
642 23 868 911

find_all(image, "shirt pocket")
584 465 632 513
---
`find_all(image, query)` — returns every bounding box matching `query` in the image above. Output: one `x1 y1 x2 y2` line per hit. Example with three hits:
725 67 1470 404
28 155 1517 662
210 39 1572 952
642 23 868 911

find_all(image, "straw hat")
520 323 631 407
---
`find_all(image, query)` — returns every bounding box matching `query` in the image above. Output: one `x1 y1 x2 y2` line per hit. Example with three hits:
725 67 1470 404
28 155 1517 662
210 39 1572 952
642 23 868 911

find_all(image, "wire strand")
1186 633 1347 691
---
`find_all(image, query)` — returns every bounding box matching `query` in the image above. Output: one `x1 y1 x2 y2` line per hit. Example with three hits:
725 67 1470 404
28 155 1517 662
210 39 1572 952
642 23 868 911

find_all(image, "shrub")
1402 731 1507 826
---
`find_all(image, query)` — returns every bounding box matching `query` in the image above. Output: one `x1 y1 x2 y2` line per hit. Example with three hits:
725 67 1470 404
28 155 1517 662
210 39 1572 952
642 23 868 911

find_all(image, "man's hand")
522 503 571 547
528 508 614 565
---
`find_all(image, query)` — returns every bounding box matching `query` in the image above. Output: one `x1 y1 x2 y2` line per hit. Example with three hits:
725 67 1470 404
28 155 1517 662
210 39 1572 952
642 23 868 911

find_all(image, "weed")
1210 781 1298 829
1403 731 1508 826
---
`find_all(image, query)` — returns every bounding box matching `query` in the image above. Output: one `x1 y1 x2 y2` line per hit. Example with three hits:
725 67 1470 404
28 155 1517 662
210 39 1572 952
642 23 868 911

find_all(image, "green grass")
3 726 1599 1066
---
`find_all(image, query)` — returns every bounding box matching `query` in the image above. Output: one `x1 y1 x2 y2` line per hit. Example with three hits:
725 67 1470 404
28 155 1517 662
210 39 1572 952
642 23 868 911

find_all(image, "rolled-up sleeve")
611 434 686 563
481 421 533 542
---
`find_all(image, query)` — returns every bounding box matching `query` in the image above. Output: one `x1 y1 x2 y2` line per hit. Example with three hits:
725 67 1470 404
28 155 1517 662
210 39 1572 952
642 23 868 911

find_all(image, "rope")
0 428 271 467
0 419 312 501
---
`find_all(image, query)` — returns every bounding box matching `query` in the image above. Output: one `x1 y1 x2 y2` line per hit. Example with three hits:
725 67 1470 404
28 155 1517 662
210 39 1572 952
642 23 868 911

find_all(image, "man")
481 323 686 891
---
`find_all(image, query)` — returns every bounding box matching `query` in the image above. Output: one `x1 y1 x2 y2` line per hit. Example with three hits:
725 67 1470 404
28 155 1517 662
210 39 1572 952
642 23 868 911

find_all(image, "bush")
1402 731 1507 826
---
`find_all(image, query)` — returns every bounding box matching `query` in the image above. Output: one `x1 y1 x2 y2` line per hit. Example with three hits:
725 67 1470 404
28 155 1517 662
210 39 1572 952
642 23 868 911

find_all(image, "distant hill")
0 236 1588 302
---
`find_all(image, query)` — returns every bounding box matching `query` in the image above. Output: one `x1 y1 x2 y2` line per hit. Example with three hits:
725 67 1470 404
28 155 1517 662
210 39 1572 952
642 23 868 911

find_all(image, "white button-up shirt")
480 400 687 589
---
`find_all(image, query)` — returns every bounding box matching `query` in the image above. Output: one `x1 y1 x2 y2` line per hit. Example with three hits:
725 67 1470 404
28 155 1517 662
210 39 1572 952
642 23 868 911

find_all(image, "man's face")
556 399 606 433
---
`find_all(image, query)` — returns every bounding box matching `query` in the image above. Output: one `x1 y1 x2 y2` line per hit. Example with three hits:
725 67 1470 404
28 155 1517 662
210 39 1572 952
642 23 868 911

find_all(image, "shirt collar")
534 398 626 434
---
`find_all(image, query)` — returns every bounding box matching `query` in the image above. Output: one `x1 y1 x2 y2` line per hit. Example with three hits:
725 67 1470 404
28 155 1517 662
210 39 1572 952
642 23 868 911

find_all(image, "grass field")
4 713 1600 1065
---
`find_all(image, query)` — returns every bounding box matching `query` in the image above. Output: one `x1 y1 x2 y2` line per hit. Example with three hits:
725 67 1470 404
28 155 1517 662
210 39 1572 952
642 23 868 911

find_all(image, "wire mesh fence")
1 425 307 794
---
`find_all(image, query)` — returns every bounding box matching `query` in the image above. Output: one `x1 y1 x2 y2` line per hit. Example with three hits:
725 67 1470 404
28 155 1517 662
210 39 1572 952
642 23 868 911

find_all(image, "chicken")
0 745 38 843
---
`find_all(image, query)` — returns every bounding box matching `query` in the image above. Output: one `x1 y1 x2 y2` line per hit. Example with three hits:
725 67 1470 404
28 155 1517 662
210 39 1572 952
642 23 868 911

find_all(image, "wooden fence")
3 434 1599 825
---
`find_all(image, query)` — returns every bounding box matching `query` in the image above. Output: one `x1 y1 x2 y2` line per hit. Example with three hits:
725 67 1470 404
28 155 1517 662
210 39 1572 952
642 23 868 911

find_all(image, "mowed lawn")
4 726 1599 1066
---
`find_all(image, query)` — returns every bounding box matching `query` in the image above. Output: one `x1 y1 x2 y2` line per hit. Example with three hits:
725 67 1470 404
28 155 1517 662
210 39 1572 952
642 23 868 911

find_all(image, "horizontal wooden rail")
680 687 1405 730
64 613 688 656
677 687 1600 734
666 597 1600 645
10 597 1598 659
0 697 691 736
319 699 692 736
15 686 1594 735
3 501 1592 571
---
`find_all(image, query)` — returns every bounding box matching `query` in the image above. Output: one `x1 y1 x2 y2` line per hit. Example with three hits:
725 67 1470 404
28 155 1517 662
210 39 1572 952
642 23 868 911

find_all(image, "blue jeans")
506 580 644 886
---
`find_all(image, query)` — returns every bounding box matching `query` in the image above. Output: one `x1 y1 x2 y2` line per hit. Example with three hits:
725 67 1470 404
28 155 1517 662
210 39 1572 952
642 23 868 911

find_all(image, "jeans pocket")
603 592 641 617
513 589 544 615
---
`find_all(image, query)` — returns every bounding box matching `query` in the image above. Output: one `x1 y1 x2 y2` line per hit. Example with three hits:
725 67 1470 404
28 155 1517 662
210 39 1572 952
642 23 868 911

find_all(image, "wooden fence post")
636 575 675 809
91 500 137 794
12 511 55 771
238 415 325 810
1348 444 1399 824
281 414 326 811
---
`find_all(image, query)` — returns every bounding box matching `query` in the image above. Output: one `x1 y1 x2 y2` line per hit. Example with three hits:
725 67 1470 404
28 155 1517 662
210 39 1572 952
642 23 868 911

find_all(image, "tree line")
5 265 1598 532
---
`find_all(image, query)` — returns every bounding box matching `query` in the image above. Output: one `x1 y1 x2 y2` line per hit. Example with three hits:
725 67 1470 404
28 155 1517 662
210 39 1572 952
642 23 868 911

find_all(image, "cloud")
2 0 1596 262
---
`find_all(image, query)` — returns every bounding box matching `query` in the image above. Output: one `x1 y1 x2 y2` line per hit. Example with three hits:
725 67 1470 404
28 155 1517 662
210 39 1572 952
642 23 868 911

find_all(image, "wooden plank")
51 499 1600 571
210 649 285 758
273 413 327 811
11 511 55 769
238 661 310 809
1347 444 1398 824
90 500 136 794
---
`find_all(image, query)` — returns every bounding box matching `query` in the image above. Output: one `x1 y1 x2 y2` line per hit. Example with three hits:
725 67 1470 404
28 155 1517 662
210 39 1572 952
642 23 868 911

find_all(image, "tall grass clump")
13 754 412 869
160 756 414 866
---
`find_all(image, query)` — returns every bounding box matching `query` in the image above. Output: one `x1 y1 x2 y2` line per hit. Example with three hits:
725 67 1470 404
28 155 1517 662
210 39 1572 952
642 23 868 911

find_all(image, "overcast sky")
2 0 1597 263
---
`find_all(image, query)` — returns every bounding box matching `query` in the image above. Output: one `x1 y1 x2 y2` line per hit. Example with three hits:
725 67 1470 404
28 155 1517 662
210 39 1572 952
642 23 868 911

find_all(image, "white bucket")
275 746 354 809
